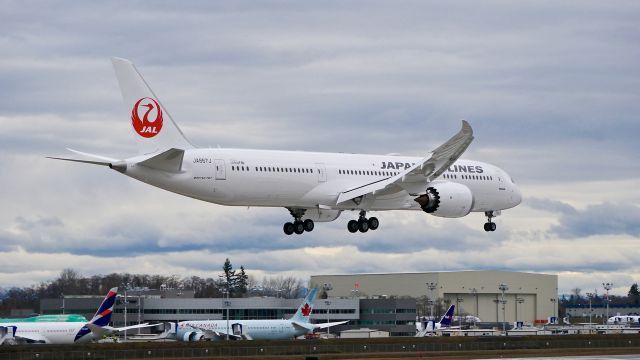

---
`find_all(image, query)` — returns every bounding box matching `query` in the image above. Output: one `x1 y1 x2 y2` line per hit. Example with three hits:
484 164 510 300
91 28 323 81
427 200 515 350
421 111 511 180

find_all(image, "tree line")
0 259 306 316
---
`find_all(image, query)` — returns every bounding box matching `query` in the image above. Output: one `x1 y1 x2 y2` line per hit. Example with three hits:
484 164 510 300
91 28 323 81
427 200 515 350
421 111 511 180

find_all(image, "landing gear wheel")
347 220 359 233
368 217 379 230
358 219 369 233
484 211 498 232
283 222 294 235
483 222 497 232
293 221 305 235
303 219 315 232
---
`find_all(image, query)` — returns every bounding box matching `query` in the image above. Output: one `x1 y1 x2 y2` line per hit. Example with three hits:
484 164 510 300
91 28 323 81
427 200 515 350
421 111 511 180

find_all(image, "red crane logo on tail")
301 303 312 317
131 97 163 138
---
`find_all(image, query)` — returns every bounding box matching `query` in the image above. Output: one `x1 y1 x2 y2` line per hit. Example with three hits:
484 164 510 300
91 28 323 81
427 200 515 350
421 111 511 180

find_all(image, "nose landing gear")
484 211 497 232
283 208 315 235
348 211 379 233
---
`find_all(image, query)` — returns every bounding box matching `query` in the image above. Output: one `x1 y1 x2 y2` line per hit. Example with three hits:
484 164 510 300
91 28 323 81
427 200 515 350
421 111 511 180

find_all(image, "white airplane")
174 288 347 341
0 288 152 345
49 58 522 234
415 304 456 336
607 314 640 325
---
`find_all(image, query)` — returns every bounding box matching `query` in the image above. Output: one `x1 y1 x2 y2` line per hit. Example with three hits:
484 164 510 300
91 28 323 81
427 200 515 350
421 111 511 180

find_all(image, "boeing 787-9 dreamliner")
49 58 521 235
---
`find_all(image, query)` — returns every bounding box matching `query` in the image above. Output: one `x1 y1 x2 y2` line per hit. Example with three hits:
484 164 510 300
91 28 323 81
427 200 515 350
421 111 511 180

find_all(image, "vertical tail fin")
111 58 193 155
89 287 118 327
439 304 455 328
290 288 318 323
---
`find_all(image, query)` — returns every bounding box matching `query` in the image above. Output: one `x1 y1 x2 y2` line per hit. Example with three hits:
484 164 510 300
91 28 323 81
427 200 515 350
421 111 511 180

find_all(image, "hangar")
311 271 558 325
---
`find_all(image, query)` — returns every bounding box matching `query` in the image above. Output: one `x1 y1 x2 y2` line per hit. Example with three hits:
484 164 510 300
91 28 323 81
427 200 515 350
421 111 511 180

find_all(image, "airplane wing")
336 120 473 205
313 321 349 329
103 323 161 332
291 321 315 332
85 322 160 339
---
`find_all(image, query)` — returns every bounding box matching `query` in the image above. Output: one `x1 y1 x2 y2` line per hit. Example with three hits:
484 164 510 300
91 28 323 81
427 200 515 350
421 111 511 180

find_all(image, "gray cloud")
526 198 640 238
0 1 639 293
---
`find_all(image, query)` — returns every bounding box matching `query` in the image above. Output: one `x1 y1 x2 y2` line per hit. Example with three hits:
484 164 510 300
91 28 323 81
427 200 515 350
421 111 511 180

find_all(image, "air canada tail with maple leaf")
290 288 318 323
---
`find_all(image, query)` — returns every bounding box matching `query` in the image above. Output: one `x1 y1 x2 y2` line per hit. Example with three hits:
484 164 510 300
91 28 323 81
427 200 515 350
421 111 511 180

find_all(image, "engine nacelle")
414 182 473 218
176 329 207 342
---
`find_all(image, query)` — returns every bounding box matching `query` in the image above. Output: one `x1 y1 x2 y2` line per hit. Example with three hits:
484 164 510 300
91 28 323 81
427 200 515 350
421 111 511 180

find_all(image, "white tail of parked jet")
48 58 522 235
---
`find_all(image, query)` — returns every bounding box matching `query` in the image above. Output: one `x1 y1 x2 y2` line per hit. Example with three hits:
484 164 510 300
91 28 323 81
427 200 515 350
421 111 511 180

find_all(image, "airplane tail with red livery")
111 57 193 155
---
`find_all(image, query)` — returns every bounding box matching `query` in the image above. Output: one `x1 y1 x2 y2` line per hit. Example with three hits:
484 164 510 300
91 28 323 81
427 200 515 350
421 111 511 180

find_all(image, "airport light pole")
549 298 557 324
586 292 594 326
515 297 524 323
498 283 508 334
60 293 65 315
123 283 131 342
426 282 437 319
222 288 230 341
325 300 332 336
602 282 613 324
470 288 478 328
456 295 464 328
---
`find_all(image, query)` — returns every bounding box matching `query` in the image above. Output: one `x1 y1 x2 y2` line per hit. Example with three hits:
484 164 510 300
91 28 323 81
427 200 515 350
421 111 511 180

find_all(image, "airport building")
40 289 416 336
39 270 557 336
311 271 558 325
39 290 361 334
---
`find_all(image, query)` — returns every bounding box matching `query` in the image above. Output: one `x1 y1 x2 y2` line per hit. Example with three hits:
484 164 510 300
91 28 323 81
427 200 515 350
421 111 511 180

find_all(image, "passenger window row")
338 169 398 177
231 165 315 174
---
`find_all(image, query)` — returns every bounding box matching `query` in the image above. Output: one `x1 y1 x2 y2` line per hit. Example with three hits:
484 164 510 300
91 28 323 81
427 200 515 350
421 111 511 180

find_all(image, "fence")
1 336 640 359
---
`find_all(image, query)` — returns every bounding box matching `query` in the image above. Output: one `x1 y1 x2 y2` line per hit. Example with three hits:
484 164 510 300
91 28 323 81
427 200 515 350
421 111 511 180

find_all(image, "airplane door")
214 159 226 180
316 163 327 183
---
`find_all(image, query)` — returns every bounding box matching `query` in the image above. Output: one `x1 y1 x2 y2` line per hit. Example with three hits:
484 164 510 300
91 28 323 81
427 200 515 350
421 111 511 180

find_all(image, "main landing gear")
348 211 379 233
283 208 314 236
484 211 497 232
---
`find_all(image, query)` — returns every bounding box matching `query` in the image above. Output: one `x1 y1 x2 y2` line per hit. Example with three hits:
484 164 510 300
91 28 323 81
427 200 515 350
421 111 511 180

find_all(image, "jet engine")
176 329 207 342
414 182 473 218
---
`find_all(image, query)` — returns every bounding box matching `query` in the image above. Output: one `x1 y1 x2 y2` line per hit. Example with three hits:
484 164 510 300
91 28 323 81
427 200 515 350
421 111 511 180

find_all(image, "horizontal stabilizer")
46 157 127 173
137 148 185 173
66 148 119 162
47 157 112 167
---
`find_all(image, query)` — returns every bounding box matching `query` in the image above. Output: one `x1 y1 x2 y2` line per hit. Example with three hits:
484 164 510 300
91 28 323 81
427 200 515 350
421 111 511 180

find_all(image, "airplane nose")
512 186 522 206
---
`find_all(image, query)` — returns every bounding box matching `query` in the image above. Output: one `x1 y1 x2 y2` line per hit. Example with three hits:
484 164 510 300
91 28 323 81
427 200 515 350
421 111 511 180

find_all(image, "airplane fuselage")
179 319 307 340
124 148 521 213
3 322 93 344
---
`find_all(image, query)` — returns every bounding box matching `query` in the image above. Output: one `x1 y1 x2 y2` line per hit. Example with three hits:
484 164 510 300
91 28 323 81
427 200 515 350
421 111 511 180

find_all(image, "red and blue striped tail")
90 287 118 327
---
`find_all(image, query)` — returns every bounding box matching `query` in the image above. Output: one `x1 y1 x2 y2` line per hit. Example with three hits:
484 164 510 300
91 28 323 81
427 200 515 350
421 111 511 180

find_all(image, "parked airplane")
607 314 640 325
49 58 522 235
174 288 347 341
0 314 89 324
0 288 152 345
415 304 456 336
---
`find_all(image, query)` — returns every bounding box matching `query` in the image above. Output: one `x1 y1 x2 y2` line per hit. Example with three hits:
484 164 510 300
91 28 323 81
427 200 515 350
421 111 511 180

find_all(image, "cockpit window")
510 177 516 184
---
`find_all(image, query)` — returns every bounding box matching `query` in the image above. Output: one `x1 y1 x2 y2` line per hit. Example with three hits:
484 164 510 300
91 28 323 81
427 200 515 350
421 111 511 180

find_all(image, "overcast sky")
1 1 639 297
